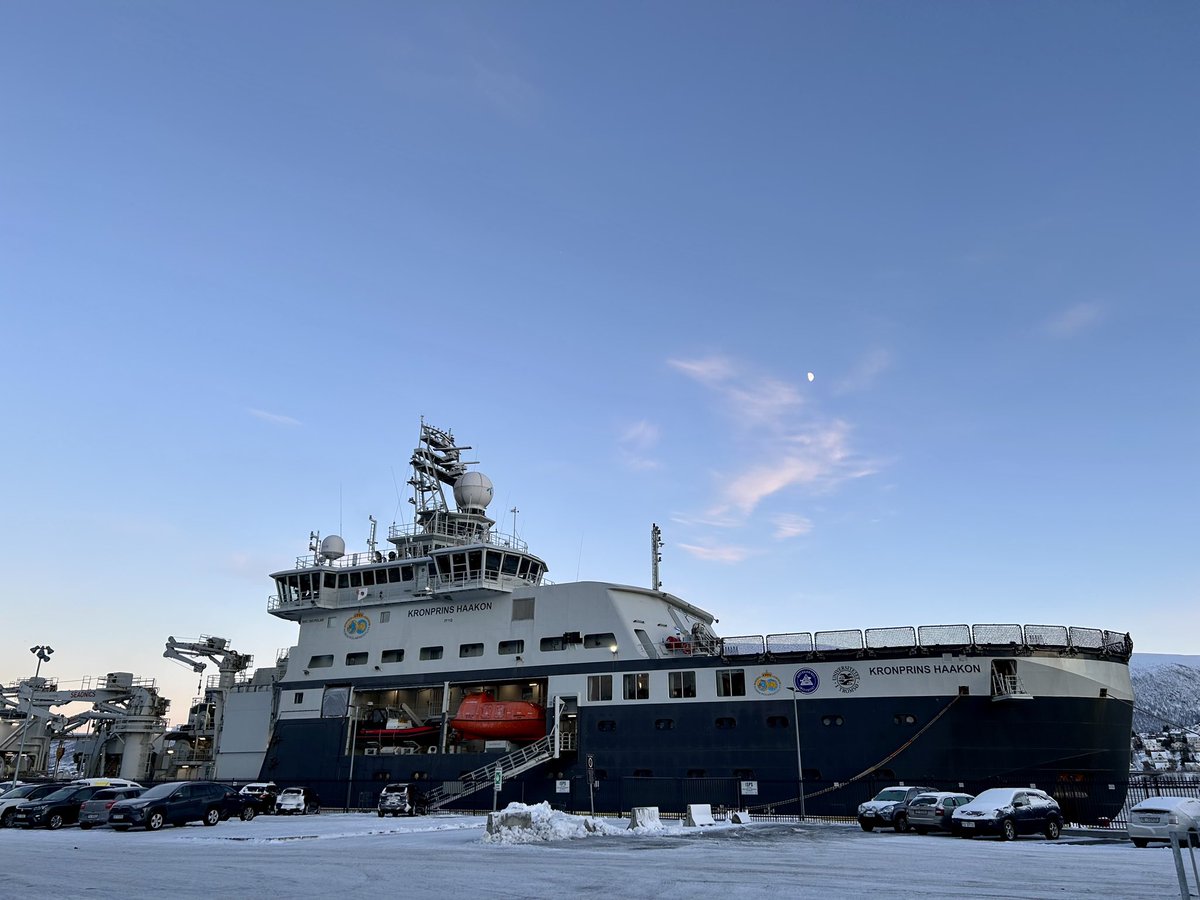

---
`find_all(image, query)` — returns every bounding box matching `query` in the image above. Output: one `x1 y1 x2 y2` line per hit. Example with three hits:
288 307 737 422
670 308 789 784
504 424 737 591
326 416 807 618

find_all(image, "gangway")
424 698 576 810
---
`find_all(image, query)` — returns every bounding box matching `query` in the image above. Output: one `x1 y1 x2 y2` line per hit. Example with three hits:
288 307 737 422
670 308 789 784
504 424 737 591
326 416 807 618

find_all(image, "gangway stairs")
424 699 576 811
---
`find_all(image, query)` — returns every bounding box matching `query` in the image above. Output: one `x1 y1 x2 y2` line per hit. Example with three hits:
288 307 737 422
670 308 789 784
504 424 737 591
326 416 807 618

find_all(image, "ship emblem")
833 665 860 694
793 668 820 694
754 672 781 695
344 612 370 639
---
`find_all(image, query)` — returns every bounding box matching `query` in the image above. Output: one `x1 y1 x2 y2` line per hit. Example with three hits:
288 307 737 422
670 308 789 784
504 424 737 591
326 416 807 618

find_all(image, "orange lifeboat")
450 691 546 742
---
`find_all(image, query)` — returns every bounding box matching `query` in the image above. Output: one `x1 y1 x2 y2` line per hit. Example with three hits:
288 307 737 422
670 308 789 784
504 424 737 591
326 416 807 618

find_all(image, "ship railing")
721 624 1133 659
429 570 539 593
423 733 558 810
388 521 529 554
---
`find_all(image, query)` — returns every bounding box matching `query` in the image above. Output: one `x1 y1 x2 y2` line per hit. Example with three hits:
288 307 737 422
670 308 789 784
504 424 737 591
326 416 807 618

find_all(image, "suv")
951 787 1063 840
109 781 232 831
275 786 321 815
238 781 279 814
0 783 63 828
857 785 935 832
13 783 108 829
904 791 975 835
378 782 428 817
79 786 146 829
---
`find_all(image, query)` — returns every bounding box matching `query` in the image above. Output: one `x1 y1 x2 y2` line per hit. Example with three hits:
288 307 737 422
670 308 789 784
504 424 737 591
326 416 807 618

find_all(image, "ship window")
436 555 451 576
381 649 404 663
386 567 401 583
584 632 617 649
528 562 541 581
597 720 617 732
402 566 414 582
821 715 844 726
349 571 362 588
654 719 674 730
362 570 376 587
323 573 336 589
380 611 390 623
337 573 349 589
587 675 612 702
293 692 303 704
501 554 521 576
668 671 697 699
518 556 530 577
540 636 564 652
420 646 443 661
715 717 736 730
498 640 524 656
452 552 467 578
459 643 484 658
766 715 789 729
622 672 650 700
894 714 917 726
512 597 534 621
485 551 502 576
308 655 334 669
346 652 368 666
467 550 481 574
716 669 746 697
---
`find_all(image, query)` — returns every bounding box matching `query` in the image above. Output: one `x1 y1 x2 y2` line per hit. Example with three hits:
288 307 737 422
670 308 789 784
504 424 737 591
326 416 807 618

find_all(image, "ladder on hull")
424 698 576 810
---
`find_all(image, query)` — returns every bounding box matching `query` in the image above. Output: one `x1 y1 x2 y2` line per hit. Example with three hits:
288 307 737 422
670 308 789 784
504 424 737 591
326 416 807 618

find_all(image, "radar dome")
320 534 346 560
454 472 494 513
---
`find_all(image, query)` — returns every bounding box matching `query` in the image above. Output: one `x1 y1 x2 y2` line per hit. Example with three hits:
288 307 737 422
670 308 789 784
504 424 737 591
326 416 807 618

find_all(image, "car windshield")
281 788 303 796
968 789 1017 807
910 796 936 807
137 783 184 800
873 789 908 802
39 787 81 802
2 784 40 800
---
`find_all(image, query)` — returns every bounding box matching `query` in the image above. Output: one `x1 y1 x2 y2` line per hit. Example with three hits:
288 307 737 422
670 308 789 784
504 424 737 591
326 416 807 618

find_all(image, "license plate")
1138 816 1158 824
864 811 876 817
111 814 125 820
961 821 974 829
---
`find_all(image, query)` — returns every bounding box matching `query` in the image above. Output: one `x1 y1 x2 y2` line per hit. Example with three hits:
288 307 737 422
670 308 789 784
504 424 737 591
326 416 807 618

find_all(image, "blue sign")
793 667 820 694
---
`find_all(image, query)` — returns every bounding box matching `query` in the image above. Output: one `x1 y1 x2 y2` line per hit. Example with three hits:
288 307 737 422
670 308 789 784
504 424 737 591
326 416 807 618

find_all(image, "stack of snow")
482 802 624 844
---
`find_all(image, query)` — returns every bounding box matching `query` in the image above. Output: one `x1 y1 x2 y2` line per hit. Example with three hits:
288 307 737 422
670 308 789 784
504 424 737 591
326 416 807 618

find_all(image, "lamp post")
12 646 53 786
786 686 807 820
345 701 360 813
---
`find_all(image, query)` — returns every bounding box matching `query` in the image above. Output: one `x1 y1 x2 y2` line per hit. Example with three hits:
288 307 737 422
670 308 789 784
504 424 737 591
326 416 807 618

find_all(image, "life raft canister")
664 635 692 655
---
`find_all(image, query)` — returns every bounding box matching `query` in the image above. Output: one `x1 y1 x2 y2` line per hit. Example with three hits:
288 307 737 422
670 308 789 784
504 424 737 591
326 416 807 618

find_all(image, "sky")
0 805 1188 898
1 3 1196 721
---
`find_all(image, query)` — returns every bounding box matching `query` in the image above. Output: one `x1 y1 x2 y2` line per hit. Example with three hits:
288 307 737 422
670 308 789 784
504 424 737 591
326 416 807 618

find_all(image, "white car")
275 786 320 815
1127 796 1200 848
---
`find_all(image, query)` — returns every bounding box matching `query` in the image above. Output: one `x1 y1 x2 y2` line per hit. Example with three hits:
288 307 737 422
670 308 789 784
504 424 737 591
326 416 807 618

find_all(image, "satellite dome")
454 472 494 513
320 534 346 560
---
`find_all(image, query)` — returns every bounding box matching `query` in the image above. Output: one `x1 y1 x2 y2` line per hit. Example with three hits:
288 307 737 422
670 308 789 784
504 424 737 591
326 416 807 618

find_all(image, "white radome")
454 471 494 512
319 534 346 560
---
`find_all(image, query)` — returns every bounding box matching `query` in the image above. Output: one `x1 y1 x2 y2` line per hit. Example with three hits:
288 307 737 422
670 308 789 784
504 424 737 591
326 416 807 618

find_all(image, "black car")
215 784 257 821
237 781 279 814
0 783 65 828
13 784 107 829
951 787 1064 840
109 781 233 831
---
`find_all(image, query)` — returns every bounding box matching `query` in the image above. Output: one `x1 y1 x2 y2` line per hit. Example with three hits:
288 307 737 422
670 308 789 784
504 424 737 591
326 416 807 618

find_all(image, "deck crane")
162 636 253 778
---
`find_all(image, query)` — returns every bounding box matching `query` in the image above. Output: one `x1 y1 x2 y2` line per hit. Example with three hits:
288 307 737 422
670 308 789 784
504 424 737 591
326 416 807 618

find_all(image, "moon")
807 372 815 382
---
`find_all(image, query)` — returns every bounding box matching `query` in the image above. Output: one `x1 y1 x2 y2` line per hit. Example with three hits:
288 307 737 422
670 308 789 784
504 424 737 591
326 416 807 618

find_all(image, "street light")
785 686 807 820
344 699 372 812
11 646 53 786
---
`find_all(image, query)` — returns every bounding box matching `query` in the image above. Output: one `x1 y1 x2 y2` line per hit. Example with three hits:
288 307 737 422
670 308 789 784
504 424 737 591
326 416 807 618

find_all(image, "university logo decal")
793 667 820 694
344 611 370 639
754 672 781 695
833 665 860 694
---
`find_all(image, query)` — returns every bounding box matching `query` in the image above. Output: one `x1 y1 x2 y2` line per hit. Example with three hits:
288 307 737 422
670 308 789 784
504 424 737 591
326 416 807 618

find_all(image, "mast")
651 523 663 590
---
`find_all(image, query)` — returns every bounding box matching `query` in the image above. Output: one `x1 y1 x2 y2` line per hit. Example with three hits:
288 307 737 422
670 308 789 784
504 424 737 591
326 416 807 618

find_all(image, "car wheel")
204 807 221 826
1001 818 1017 841
1131 838 1148 848
377 811 385 818
0 809 13 828
894 814 909 834
859 821 875 832
48 813 64 830
913 826 929 835
1045 819 1061 840
241 806 256 821
147 811 165 831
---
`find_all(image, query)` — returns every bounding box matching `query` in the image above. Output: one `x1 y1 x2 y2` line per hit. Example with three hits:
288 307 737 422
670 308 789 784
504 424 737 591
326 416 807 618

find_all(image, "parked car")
857 785 935 832
79 786 146 829
377 782 428 817
14 783 110 829
951 787 1063 840
275 786 321 815
905 791 975 835
238 781 279 814
109 780 232 831
214 784 257 821
68 777 143 790
0 783 63 827
1127 796 1200 848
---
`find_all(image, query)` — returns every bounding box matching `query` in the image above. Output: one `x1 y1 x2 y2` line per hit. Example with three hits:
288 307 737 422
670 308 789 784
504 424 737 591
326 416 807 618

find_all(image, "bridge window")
669 671 697 699
498 640 524 656
501 554 521 576
323 573 336 589
584 632 617 649
362 570 375 587
587 675 612 701
623 672 650 700
401 565 414 582
349 571 362 588
308 655 334 669
381 649 404 664
716 669 746 697
485 551 502 576
420 646 443 661
346 652 368 666
337 573 349 589
460 643 484 658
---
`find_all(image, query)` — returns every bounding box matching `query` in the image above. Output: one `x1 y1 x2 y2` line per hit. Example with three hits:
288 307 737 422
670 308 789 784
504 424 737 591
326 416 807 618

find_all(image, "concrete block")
685 803 716 827
627 806 662 829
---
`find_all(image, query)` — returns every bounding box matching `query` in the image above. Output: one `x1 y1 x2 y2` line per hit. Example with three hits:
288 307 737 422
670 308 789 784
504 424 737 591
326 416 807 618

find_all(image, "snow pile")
481 802 624 843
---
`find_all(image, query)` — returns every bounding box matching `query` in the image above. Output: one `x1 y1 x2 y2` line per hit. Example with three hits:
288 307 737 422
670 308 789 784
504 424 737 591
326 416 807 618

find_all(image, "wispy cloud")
677 542 753 564
249 408 301 427
772 514 813 539
618 420 661 471
1043 302 1104 339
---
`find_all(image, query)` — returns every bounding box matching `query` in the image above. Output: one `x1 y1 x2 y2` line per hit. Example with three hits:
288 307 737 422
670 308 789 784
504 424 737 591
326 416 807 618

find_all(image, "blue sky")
2 3 1196 719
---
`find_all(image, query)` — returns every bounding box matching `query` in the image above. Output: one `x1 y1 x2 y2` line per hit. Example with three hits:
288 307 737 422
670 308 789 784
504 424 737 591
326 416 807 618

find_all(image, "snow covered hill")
1130 653 1200 734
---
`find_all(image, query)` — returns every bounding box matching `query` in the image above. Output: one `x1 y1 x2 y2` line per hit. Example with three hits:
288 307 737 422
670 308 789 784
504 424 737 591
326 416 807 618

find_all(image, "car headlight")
857 804 866 814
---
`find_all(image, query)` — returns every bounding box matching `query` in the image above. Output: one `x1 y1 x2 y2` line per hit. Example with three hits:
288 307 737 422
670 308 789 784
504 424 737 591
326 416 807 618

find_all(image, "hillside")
1130 653 1200 734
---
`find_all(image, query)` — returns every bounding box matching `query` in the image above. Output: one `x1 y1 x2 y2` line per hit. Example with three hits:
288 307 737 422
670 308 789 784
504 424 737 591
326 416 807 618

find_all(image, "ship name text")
867 663 982 676
408 601 494 618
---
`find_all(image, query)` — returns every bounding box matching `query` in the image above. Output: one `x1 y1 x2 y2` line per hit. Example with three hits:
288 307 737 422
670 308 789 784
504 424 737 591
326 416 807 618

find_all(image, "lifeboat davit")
450 691 546 742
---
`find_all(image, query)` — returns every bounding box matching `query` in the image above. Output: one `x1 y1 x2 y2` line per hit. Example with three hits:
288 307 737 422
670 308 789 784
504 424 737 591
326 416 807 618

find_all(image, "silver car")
906 791 975 835
1127 796 1200 848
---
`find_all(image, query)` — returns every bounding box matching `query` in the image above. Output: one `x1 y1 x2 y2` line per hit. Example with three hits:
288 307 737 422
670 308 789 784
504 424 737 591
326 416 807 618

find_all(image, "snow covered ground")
0 804 1192 899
